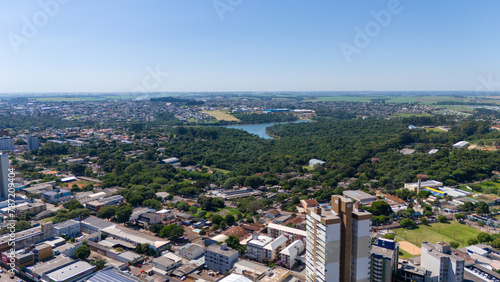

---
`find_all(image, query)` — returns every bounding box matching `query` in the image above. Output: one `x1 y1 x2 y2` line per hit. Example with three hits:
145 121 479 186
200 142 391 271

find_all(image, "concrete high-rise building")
0 137 14 151
421 242 464 281
27 134 39 151
306 195 372 282
0 153 9 201
369 238 399 282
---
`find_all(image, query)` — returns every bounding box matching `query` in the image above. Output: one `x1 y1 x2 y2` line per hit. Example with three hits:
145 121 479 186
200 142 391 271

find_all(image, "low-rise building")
25 256 75 282
343 190 377 204
300 199 319 210
40 189 71 203
54 219 81 237
266 209 280 219
138 212 162 226
309 159 326 167
263 235 288 261
45 260 95 282
14 202 46 216
404 180 443 192
33 243 53 262
179 243 204 260
267 223 307 241
152 254 182 275
86 195 124 212
280 239 304 269
0 222 55 252
246 234 274 262
205 243 239 274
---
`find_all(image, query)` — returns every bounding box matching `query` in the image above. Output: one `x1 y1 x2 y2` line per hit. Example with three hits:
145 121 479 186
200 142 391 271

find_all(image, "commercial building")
27 134 40 151
280 240 305 269
343 190 378 204
0 153 9 201
205 243 239 274
162 157 180 165
80 216 115 234
40 189 71 203
86 195 124 212
33 243 53 262
101 224 170 252
404 180 443 192
305 195 372 282
15 202 47 216
54 219 81 237
76 191 106 205
453 141 469 149
420 242 464 281
24 256 75 282
369 238 399 282
0 222 55 252
221 187 261 199
85 267 141 282
45 260 96 282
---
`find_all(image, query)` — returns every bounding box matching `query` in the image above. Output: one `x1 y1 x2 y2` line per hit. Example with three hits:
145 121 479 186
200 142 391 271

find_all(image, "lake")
224 120 310 139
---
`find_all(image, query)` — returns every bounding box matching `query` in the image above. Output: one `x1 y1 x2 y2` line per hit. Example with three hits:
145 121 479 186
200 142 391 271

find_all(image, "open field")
36 97 109 102
393 221 482 248
398 240 421 255
425 127 448 132
398 248 416 260
202 110 240 121
391 113 434 118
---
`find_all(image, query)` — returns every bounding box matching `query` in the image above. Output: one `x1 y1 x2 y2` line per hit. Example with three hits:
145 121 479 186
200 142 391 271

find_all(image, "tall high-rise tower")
306 195 372 282
27 135 39 151
0 153 10 201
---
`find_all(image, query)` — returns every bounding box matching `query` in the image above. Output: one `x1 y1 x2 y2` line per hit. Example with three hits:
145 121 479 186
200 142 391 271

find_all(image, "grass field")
425 127 448 132
398 248 416 260
393 221 481 248
391 113 434 118
36 97 109 102
202 110 240 121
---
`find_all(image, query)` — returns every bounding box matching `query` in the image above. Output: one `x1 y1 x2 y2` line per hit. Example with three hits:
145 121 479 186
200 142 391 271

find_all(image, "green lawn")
393 221 482 248
425 127 448 132
398 248 416 260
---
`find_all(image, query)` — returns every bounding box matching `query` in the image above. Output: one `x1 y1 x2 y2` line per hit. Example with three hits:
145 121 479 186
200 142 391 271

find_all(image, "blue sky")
0 0 499 93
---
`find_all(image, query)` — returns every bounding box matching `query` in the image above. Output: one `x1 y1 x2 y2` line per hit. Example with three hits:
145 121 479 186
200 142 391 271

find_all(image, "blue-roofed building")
85 267 141 282
369 238 399 282
408 125 419 130
40 189 71 203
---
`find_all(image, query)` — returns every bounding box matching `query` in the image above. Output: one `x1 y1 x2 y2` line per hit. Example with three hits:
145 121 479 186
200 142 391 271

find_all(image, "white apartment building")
306 195 372 282
421 242 464 281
